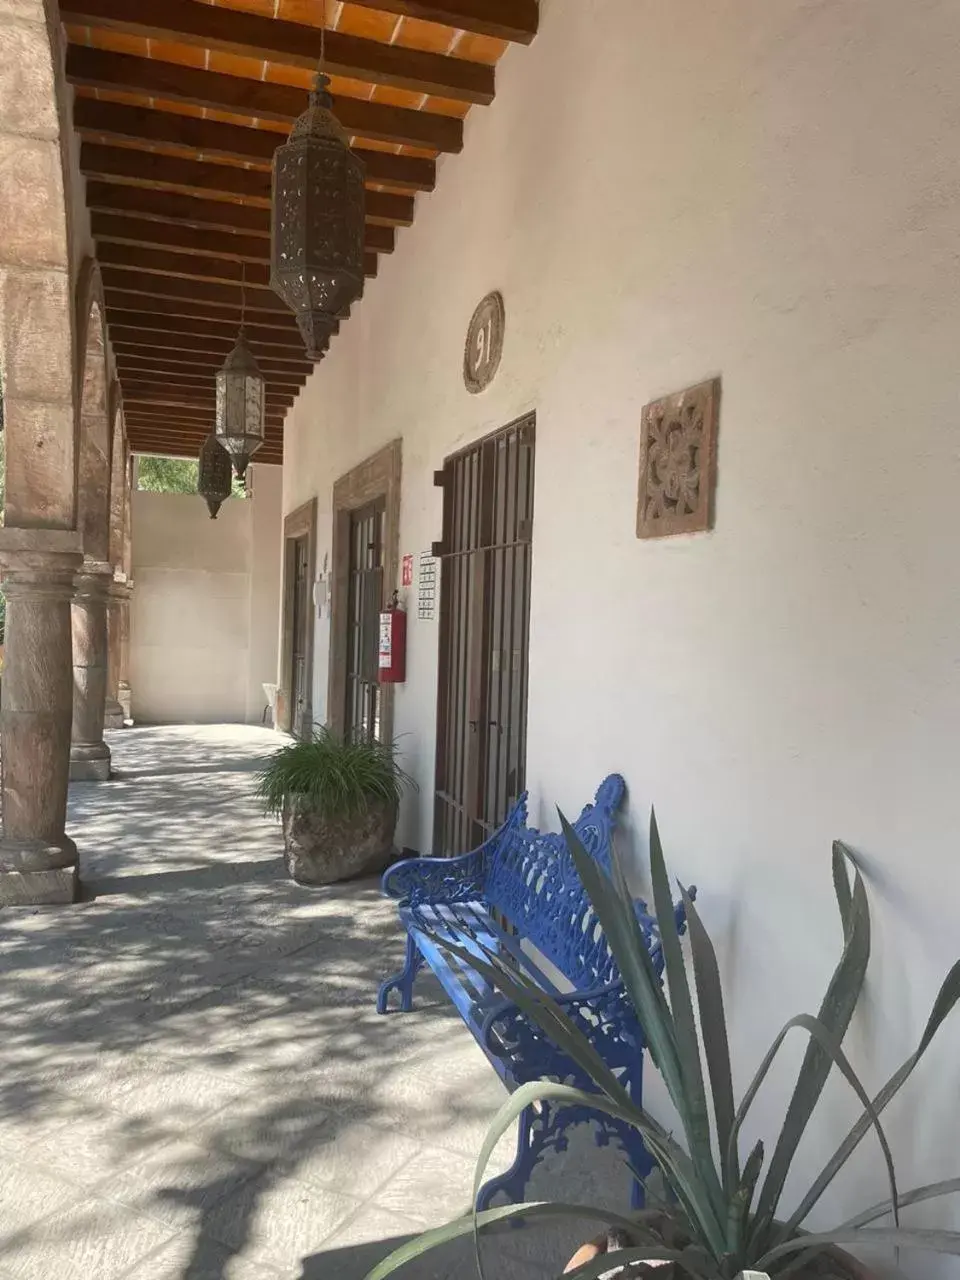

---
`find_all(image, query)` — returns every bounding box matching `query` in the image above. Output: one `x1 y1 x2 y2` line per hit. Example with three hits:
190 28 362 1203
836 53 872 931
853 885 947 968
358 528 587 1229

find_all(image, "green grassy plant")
256 727 410 822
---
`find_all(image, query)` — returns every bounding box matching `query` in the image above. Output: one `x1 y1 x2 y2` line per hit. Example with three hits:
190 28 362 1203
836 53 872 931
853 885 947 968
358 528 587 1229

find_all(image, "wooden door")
345 498 386 741
434 416 535 855
290 534 311 738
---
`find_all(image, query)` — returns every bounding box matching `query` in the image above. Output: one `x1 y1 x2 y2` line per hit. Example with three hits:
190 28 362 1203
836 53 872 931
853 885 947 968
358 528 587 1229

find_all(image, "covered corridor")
0 725 624 1280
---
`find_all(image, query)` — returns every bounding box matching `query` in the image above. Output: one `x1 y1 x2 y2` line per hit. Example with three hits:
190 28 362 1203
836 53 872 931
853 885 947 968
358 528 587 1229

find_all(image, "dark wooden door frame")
433 413 535 855
328 439 402 744
277 497 317 735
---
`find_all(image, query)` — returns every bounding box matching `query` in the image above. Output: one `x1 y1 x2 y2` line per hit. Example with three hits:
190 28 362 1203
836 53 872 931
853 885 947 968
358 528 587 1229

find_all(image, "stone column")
0 530 83 906
118 581 133 724
69 562 112 782
104 577 125 730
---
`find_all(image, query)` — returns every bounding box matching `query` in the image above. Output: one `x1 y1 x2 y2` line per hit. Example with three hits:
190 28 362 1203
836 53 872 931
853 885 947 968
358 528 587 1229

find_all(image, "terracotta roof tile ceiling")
60 0 537 463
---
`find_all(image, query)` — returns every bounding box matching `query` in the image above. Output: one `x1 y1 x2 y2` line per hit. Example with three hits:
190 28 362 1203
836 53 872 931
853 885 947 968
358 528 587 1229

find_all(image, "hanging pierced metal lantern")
215 331 265 481
271 71 366 360
198 432 232 519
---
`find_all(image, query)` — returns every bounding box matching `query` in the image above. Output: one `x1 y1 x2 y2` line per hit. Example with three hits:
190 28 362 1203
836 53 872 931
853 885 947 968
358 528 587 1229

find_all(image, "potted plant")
256 727 412 886
365 814 960 1280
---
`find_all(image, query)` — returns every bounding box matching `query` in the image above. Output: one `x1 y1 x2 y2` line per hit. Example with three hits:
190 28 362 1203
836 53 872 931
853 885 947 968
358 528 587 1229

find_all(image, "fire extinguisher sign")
401 554 414 587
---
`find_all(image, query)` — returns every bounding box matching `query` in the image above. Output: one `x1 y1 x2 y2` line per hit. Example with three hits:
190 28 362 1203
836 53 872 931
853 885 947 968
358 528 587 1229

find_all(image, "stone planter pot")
564 1235 873 1279
282 796 397 887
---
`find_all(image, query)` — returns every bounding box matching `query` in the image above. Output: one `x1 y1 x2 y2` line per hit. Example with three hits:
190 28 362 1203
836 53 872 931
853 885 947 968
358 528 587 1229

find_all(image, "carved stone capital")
0 528 83 597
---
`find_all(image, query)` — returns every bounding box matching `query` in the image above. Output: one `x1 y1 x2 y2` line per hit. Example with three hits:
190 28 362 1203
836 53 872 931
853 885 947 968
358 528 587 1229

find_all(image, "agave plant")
366 813 960 1280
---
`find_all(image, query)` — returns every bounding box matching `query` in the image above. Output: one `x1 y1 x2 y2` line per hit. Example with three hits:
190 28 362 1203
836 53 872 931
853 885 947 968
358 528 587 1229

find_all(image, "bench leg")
377 934 424 1014
475 1103 656 1215
476 1103 537 1213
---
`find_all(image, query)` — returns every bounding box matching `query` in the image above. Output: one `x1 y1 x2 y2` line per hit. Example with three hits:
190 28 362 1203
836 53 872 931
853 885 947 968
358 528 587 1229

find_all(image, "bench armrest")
380 847 488 906
481 978 642 1085
381 791 530 906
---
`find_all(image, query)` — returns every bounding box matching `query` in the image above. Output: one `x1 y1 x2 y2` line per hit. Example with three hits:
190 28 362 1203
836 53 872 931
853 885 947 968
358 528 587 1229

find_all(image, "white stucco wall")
280 0 960 1260
245 463 284 723
131 464 281 725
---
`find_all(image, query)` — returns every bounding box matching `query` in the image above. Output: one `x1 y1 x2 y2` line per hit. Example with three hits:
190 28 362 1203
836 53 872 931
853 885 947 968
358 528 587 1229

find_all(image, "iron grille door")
346 498 386 742
434 416 535 855
291 535 311 739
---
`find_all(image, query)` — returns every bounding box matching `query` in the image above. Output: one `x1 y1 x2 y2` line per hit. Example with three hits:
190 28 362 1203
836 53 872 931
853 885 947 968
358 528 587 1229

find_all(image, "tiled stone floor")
0 726 628 1280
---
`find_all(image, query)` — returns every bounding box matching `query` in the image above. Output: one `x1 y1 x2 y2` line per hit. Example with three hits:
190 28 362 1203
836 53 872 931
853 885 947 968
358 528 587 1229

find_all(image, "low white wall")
131 464 281 725
279 0 960 1263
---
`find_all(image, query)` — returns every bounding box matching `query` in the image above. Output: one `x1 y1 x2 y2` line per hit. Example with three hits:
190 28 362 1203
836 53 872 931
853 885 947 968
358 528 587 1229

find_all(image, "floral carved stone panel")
636 376 721 538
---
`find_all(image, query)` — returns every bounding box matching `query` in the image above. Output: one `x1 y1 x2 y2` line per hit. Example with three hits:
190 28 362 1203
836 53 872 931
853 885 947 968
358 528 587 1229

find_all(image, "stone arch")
75 259 113 563
0 0 77 531
107 383 126 570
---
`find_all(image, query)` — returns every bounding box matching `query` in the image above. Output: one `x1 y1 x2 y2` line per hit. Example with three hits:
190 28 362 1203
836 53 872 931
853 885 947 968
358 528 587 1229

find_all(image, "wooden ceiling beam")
117 364 302 393
125 413 284 436
120 373 301 401
339 0 538 43
60 0 495 104
107 308 307 351
100 265 342 316
74 100 435 193
111 341 311 377
92 210 395 259
88 182 271 235
124 376 295 401
98 242 376 298
126 424 284 445
124 402 286 426
102 265 291 314
110 326 307 363
125 413 284 437
127 435 283 464
79 143 413 227
66 46 464 153
124 389 296 414
104 286 299 331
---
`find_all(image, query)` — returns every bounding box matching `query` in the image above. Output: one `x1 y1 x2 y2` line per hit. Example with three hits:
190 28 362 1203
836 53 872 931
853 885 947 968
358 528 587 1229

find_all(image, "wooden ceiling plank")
339 0 537 43
118 365 303 393
108 310 307 351
80 142 413 227
92 209 395 258
100 265 356 314
104 284 299 329
97 241 378 289
124 391 295 413
111 341 311 375
74 99 436 192
109 324 302 356
66 46 464 152
88 181 272 235
60 0 495 104
124 404 286 426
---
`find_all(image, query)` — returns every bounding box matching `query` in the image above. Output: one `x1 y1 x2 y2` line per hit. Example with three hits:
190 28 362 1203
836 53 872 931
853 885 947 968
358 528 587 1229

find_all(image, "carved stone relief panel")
636 376 721 539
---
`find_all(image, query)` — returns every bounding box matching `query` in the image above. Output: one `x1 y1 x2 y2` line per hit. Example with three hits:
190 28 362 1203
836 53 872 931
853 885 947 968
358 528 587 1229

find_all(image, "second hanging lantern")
216 263 266 481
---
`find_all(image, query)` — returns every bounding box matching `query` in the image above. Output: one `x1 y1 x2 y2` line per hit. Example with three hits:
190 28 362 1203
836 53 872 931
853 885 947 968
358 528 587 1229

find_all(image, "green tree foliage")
137 454 245 497
136 456 200 494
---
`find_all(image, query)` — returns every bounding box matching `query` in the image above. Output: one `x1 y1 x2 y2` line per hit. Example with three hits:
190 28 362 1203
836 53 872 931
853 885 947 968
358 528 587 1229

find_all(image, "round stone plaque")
463 291 505 394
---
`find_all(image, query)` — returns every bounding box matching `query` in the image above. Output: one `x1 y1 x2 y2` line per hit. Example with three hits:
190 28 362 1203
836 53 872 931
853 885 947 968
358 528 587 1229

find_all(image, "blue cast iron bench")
376 775 691 1211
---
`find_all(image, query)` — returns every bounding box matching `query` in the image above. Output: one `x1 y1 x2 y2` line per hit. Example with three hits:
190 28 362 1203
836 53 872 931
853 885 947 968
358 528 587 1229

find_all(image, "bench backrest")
484 774 660 990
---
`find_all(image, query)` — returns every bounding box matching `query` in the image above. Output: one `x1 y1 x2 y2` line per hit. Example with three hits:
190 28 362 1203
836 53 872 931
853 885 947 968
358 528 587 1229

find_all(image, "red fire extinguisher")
379 591 407 684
